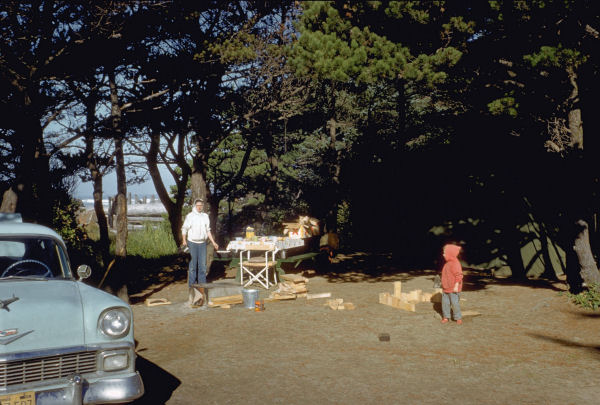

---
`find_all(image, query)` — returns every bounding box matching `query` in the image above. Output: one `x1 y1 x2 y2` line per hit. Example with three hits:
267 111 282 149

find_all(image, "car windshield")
0 236 66 279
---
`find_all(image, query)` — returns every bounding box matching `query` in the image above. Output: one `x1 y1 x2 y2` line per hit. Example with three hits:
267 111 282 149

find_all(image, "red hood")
443 244 461 261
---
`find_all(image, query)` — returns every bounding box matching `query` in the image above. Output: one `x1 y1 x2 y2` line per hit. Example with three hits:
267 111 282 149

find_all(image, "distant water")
80 199 109 210
79 197 167 215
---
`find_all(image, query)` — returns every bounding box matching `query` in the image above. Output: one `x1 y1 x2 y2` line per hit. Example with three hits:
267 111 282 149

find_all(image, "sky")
73 165 175 200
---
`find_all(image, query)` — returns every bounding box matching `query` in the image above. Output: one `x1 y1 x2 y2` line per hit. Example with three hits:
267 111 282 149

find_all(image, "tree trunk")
190 168 208 204
83 97 110 259
190 154 216 271
563 69 599 290
325 117 341 232
18 108 51 224
108 71 129 303
567 67 583 149
92 176 109 259
0 187 18 213
573 220 600 287
146 131 188 246
264 122 279 211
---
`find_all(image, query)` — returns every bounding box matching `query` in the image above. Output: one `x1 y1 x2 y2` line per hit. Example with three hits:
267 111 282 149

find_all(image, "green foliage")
290 1 464 86
52 199 93 258
442 16 476 37
208 29 259 64
336 200 353 249
126 219 178 259
385 1 432 23
567 284 600 310
403 47 462 84
51 198 102 271
487 96 518 117
524 44 587 70
290 2 410 83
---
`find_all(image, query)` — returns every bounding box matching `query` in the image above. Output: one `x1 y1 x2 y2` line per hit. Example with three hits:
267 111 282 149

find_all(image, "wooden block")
210 294 243 304
277 282 295 293
393 281 402 298
145 298 171 307
281 274 309 284
218 304 232 309
265 292 296 301
390 296 415 312
380 292 415 311
400 292 409 303
296 293 308 298
290 283 308 293
326 298 344 310
306 292 332 300
421 293 432 302
379 292 391 305
343 302 356 310
408 289 422 302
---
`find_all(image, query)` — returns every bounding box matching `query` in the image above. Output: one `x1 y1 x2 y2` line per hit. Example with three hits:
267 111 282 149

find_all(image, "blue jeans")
188 240 207 286
442 292 462 320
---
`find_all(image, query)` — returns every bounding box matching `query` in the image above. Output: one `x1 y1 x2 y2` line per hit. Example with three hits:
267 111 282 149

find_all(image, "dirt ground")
128 253 600 405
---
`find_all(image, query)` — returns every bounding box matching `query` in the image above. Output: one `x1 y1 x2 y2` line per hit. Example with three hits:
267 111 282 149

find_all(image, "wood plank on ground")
306 292 331 300
145 298 171 307
208 294 243 306
264 293 296 302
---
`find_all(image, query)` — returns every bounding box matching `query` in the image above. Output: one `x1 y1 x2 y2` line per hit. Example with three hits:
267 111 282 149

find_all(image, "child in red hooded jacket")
441 244 463 325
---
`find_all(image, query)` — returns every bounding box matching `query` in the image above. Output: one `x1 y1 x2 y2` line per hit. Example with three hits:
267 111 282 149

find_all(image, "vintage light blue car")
0 214 144 404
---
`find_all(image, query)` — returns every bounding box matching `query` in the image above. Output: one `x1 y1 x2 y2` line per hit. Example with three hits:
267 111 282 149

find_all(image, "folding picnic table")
226 238 305 288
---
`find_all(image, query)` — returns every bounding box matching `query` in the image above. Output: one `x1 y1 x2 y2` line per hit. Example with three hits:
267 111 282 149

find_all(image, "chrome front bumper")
21 372 144 405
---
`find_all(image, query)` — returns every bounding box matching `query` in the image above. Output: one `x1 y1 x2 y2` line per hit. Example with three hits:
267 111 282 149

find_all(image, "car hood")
1 279 106 355
1 280 85 354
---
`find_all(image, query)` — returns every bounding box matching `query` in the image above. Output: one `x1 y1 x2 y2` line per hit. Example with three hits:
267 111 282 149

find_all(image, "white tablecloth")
226 238 304 252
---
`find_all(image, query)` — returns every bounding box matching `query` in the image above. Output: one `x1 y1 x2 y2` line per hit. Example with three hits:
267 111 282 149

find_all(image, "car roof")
0 222 65 243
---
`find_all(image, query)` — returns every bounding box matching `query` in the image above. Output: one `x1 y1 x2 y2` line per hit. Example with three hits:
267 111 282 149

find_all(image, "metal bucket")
242 289 259 309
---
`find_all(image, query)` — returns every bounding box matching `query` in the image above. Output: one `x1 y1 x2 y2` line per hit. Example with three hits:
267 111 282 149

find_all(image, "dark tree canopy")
1 0 600 293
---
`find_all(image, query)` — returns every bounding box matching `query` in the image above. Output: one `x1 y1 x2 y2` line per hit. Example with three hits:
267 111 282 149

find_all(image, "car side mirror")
76 264 92 280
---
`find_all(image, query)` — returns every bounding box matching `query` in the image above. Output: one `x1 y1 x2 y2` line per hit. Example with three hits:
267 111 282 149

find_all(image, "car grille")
0 351 97 387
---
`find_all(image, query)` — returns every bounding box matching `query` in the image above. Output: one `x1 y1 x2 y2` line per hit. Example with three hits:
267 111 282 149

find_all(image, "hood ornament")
1 295 19 311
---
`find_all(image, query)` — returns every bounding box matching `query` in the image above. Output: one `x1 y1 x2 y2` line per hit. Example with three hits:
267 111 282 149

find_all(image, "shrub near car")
0 214 144 404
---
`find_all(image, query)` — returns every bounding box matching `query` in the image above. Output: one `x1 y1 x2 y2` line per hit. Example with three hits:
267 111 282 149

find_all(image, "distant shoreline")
78 198 167 215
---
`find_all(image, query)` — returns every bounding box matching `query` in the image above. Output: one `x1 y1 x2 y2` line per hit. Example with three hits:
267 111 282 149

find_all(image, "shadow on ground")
124 254 232 304
527 333 600 360
121 250 568 305
130 355 181 404
295 251 567 293
123 255 188 304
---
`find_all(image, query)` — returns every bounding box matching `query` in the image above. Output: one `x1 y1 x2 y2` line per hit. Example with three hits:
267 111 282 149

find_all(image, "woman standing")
181 198 219 289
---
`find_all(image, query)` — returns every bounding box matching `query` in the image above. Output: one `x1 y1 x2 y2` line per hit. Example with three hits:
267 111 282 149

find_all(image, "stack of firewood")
266 274 309 301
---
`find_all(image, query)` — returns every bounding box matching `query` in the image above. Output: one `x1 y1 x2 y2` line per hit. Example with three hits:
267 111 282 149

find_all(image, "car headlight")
98 307 131 338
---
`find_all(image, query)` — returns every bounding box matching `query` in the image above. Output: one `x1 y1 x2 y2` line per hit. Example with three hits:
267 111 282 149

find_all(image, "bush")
52 199 100 268
567 283 600 310
126 219 178 258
